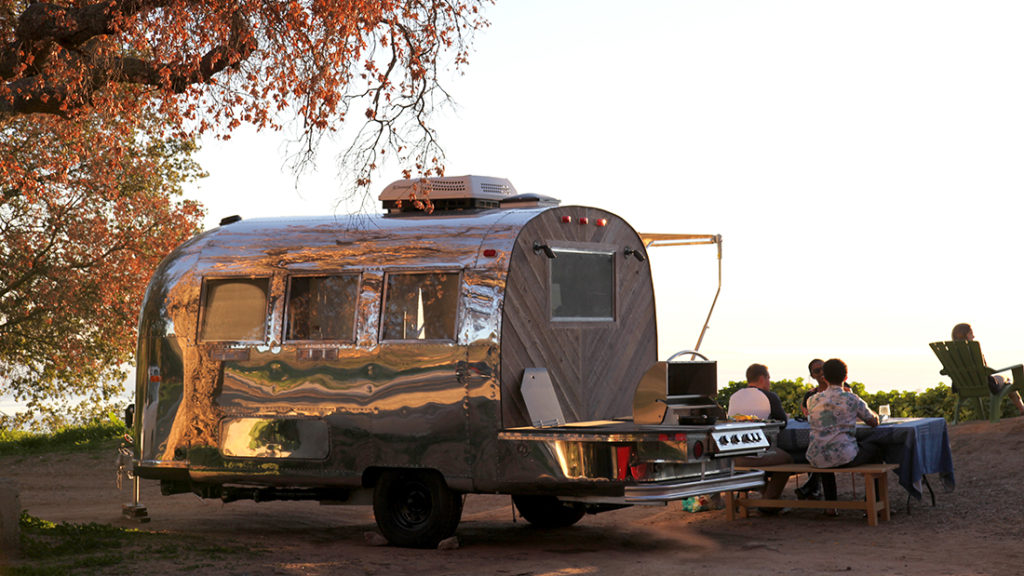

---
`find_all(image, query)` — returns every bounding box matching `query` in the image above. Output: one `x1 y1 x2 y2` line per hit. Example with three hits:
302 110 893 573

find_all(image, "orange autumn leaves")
1 95 204 425
1 0 490 188
1 1 488 425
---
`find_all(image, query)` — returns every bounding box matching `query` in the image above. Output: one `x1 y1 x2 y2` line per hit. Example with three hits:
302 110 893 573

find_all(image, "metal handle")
667 349 709 362
624 247 645 262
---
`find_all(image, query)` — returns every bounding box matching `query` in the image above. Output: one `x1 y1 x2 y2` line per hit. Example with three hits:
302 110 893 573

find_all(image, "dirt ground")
2 417 1023 575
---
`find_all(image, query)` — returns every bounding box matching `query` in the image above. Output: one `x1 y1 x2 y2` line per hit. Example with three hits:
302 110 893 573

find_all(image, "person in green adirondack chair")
951 323 1024 416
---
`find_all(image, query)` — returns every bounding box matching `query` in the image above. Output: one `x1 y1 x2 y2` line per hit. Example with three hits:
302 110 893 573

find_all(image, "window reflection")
200 278 269 341
382 272 460 341
550 250 615 321
286 275 359 342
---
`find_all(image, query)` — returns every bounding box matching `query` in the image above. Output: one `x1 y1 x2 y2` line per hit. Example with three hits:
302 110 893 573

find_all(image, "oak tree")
1 0 491 188
1 1 488 426
1 93 205 428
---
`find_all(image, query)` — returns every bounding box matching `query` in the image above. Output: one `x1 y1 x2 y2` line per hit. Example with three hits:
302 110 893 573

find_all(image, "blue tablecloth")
776 417 956 500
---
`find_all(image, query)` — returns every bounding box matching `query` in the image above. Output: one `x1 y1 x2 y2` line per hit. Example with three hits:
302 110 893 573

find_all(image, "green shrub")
0 413 126 455
717 379 992 422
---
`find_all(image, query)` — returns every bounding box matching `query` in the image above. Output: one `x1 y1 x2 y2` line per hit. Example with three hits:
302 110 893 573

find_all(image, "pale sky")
183 1 1024 393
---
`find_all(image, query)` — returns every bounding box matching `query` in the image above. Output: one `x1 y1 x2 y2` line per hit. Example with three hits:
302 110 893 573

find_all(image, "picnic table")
776 417 956 501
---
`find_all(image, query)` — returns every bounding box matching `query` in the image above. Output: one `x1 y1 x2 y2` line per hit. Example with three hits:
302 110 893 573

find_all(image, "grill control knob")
719 436 729 445
741 434 751 443
730 435 740 444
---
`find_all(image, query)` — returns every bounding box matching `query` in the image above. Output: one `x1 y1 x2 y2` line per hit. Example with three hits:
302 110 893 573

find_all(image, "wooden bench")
726 463 899 526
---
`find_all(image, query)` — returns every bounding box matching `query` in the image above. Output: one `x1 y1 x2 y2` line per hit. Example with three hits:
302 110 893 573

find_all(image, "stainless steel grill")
708 422 771 456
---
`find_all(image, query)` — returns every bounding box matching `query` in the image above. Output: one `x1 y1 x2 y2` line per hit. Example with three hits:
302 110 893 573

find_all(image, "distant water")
0 397 22 416
1 384 133 421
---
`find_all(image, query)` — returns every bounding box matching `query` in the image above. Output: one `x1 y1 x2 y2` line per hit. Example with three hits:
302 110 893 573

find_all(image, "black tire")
372 469 463 548
512 495 586 528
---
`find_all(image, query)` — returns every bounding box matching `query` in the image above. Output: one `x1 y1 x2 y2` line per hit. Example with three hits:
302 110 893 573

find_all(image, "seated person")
801 358 828 415
727 388 772 420
951 323 1024 416
730 363 792 506
796 358 830 499
806 358 882 512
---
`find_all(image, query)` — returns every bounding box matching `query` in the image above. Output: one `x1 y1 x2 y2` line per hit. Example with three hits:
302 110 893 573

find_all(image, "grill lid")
632 360 725 425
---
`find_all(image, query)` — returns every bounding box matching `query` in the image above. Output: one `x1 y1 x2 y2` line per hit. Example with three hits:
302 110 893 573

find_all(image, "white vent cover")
379 175 517 202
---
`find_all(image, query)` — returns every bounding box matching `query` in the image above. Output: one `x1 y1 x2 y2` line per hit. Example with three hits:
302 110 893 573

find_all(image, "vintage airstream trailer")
124 175 770 547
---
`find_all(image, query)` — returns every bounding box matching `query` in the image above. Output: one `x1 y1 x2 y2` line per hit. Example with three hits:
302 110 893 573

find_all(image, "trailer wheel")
372 470 463 548
512 495 586 528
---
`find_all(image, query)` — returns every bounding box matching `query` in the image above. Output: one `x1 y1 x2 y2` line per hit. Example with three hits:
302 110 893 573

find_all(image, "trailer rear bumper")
623 470 765 503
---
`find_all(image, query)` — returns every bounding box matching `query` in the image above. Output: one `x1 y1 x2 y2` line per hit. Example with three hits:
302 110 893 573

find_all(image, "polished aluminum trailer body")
128 180 767 544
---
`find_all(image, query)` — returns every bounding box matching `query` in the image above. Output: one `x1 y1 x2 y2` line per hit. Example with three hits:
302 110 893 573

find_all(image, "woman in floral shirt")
806 358 881 510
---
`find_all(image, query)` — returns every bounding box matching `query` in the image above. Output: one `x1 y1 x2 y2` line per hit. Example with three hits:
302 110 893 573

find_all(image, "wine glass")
878 404 891 422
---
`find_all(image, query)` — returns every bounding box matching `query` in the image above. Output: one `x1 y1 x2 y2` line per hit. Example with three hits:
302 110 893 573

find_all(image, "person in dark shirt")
801 358 828 415
731 363 791 506
796 358 830 500
802 358 852 414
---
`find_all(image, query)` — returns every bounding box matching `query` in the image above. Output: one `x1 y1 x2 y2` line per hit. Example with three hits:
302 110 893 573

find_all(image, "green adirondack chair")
929 340 1024 424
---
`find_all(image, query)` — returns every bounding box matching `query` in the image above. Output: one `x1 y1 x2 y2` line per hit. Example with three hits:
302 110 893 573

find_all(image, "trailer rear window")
550 250 614 321
285 275 359 342
200 278 270 341
382 272 460 341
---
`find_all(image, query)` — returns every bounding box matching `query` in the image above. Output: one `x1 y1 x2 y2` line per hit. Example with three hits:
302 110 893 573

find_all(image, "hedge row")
717 378 1017 423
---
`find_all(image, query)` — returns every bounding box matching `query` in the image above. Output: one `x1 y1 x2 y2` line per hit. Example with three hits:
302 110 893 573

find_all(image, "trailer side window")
285 275 359 342
382 272 460 341
200 278 270 341
550 250 614 321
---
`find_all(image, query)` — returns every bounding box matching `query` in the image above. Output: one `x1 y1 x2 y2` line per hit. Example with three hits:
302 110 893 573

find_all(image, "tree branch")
1 1 254 116
112 13 255 94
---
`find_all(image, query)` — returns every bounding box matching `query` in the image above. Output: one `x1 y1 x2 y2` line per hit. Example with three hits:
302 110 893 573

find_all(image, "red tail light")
615 446 632 479
629 462 648 480
693 440 704 459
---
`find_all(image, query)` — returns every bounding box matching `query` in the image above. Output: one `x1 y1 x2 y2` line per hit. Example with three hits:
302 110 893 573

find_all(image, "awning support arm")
639 233 723 357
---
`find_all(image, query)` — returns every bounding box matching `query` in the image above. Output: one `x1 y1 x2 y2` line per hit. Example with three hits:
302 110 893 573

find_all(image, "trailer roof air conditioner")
380 175 528 213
